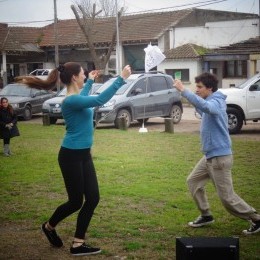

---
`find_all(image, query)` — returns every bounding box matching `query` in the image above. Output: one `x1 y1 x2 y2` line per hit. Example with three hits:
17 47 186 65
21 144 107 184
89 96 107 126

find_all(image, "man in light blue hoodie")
174 72 260 235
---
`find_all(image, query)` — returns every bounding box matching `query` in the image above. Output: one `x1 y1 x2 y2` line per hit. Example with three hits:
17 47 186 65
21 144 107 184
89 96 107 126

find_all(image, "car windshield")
0 84 31 96
235 74 260 89
95 78 134 95
57 88 67 96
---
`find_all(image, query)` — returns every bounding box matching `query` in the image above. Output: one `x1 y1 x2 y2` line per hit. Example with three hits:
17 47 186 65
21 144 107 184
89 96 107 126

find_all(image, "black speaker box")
176 237 239 260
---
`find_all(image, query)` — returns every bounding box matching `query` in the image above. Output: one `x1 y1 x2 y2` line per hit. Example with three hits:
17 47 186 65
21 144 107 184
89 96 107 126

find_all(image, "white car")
219 73 260 134
29 69 53 80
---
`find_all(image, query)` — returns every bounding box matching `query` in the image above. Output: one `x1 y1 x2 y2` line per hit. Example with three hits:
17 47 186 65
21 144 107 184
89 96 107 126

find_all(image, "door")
129 77 154 119
30 89 52 114
149 76 173 117
247 79 260 118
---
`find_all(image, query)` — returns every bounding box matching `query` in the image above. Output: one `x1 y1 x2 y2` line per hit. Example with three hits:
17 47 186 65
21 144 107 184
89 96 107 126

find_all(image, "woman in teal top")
16 63 132 256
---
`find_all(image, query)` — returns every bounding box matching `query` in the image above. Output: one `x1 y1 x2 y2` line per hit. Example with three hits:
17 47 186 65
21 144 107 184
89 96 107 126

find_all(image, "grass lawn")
0 123 259 259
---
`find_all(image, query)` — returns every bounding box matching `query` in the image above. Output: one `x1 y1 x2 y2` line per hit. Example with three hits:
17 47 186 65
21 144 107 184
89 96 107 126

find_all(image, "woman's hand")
5 123 12 129
88 70 100 81
121 65 132 80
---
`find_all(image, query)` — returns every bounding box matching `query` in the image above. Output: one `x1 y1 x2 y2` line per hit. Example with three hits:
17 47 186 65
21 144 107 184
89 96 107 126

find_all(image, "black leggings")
49 147 100 239
3 138 10 145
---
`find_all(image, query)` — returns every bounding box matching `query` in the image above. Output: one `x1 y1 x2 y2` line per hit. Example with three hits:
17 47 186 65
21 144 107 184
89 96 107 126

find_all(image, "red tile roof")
207 36 260 55
39 9 193 48
38 8 258 48
0 25 44 53
164 44 210 60
1 8 258 53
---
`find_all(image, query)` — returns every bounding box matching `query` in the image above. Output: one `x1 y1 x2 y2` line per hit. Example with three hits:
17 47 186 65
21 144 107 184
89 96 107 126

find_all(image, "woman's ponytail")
15 69 59 90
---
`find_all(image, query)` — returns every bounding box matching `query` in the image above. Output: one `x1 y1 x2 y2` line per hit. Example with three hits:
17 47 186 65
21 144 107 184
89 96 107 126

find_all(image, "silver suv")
94 73 183 128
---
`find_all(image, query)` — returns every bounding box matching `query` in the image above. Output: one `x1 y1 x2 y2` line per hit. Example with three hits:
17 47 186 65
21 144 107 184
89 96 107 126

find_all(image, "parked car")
29 69 53 80
42 83 102 124
0 83 56 120
219 73 260 134
94 73 183 128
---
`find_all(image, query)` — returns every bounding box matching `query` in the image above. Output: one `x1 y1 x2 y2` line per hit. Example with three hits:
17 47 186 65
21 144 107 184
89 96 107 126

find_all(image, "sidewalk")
182 106 198 121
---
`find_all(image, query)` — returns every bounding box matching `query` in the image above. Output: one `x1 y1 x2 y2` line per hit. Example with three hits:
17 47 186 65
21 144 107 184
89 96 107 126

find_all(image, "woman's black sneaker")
41 222 63 248
70 243 101 256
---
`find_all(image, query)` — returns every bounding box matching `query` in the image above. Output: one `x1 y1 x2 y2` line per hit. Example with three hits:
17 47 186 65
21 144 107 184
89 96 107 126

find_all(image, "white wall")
43 62 55 69
173 19 259 49
156 18 259 90
222 78 248 88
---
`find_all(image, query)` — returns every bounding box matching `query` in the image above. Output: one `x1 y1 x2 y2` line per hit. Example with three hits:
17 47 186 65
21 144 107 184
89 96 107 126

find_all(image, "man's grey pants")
187 155 260 221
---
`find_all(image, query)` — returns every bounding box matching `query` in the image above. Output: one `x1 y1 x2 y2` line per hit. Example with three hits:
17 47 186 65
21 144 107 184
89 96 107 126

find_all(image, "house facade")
157 10 260 89
202 36 260 88
1 8 259 88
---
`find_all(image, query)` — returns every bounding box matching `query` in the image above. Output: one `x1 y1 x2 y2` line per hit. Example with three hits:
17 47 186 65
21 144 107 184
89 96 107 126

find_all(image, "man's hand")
173 79 185 92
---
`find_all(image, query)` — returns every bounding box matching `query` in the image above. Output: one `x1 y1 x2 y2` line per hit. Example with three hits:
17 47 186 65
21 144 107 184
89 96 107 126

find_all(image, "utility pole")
115 0 121 75
54 0 60 91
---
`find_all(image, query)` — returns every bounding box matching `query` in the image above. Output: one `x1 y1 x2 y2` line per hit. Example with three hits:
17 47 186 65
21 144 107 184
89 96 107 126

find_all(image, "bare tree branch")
71 0 125 71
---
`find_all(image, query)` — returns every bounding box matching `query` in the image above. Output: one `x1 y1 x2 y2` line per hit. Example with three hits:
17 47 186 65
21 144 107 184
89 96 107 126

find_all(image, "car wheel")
169 104 182 124
137 118 149 124
23 106 32 120
226 107 243 134
114 109 131 128
50 117 58 124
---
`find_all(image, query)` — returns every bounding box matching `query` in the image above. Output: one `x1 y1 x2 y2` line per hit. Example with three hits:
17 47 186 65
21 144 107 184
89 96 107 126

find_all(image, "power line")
1 0 257 27
124 0 227 15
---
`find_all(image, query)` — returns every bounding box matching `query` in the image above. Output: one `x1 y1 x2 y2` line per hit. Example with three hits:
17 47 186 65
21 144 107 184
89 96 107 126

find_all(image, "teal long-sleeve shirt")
61 76 125 149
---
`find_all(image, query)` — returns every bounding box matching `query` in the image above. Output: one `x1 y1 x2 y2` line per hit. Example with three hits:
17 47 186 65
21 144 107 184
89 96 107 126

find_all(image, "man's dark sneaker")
188 215 214 227
242 220 260 235
41 222 63 248
70 243 101 256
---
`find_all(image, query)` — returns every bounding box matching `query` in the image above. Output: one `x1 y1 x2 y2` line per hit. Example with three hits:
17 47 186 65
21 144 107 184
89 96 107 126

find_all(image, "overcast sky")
0 0 259 27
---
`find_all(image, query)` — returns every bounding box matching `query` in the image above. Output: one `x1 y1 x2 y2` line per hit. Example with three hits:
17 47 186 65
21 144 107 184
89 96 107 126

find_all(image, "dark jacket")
0 107 20 139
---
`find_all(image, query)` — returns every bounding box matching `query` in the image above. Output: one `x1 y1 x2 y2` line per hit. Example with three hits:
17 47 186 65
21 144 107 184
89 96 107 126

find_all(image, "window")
150 77 168 91
165 69 190 81
223 60 247 78
251 79 260 91
133 78 152 93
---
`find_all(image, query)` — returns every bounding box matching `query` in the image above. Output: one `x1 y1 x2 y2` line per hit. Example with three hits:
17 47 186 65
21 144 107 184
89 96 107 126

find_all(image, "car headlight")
11 103 19 109
42 103 51 110
102 99 116 108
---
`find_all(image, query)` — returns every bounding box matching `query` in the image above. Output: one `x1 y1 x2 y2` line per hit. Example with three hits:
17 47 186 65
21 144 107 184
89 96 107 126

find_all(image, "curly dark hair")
195 72 218 92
